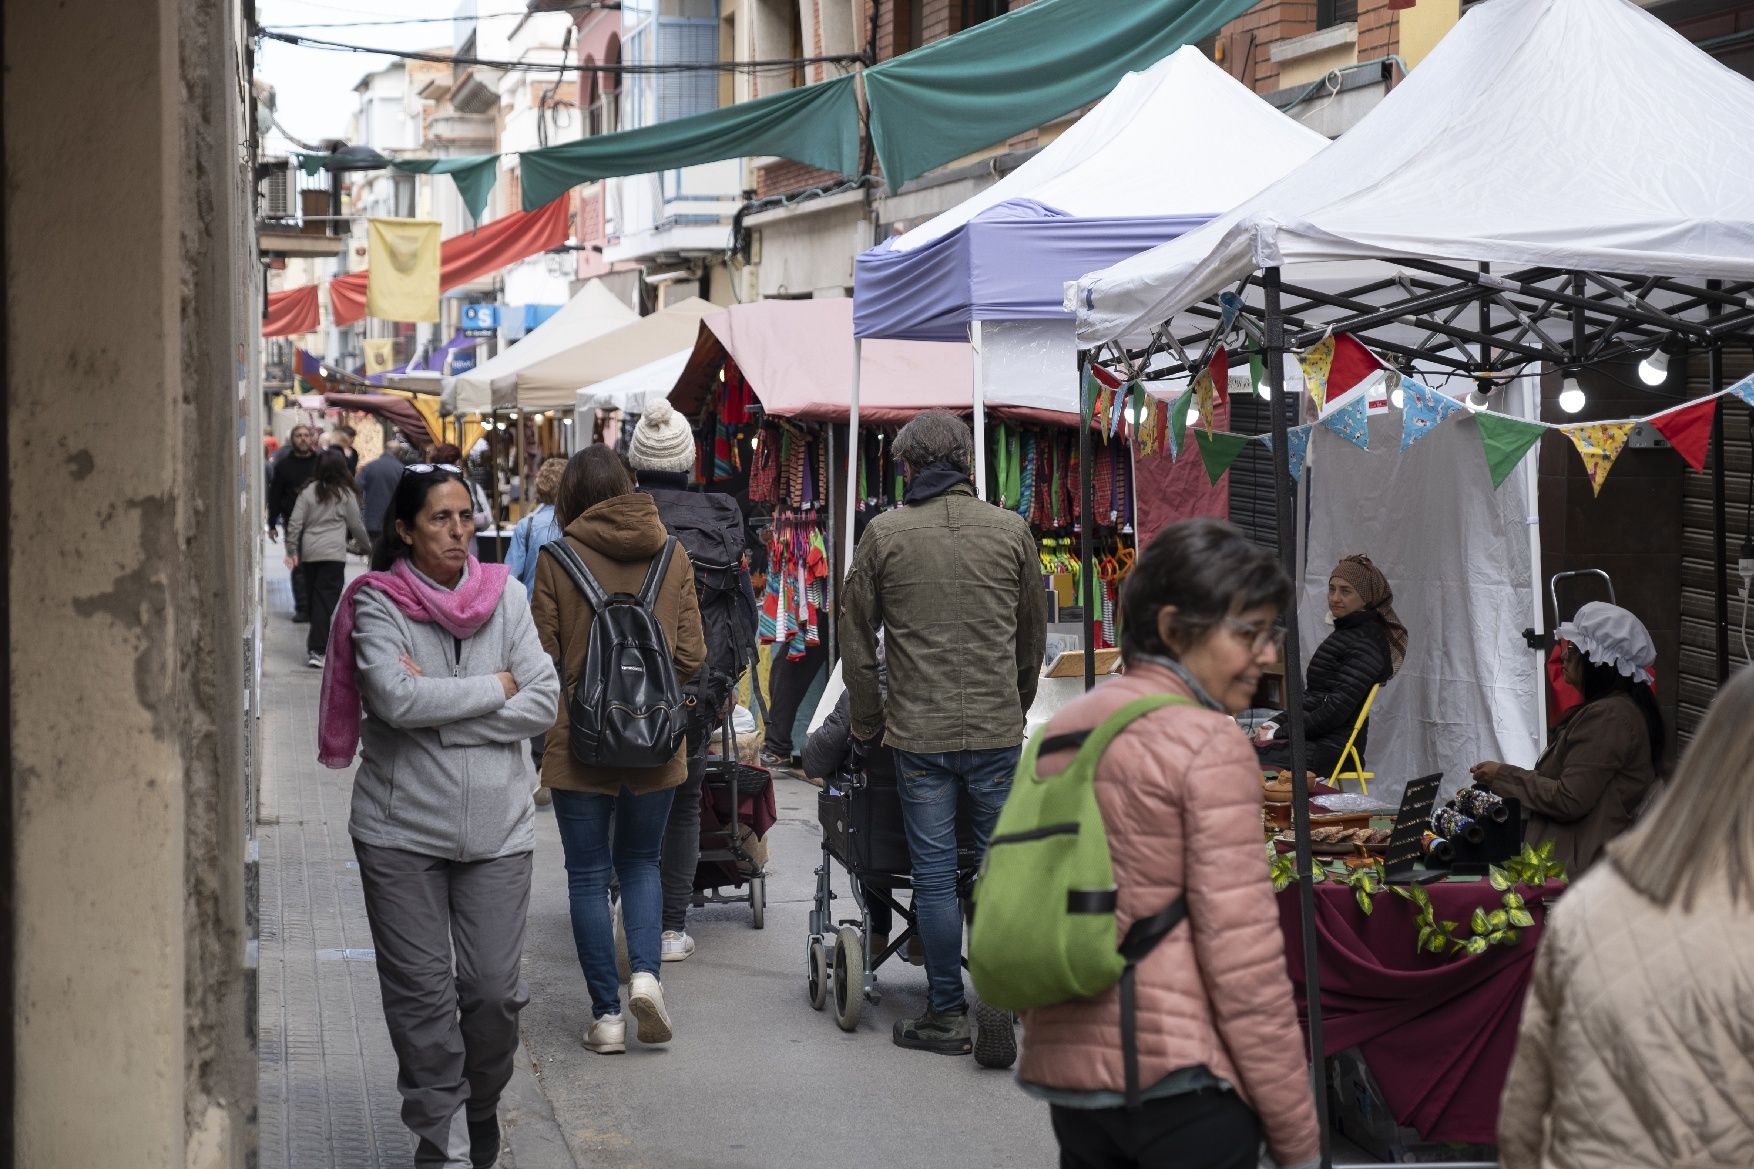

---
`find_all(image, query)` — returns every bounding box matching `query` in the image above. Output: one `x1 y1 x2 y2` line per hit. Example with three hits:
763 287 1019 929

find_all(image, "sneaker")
892 1007 971 1055
305 652 324 670
660 930 695 962
973 999 1018 1070
583 1012 626 1054
291 611 310 624
612 898 632 984
758 748 795 773
627 972 673 1044
467 1115 500 1169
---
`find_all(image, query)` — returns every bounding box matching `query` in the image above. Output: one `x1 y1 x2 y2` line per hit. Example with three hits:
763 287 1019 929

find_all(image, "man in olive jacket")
839 409 1046 1058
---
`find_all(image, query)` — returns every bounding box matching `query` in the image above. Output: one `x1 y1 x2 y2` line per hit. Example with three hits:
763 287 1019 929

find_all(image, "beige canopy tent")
514 296 719 410
448 278 638 414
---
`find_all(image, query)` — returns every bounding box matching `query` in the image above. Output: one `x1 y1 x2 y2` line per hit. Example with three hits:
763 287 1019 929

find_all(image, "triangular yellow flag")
1300 334 1336 411
366 217 442 323
362 338 397 375
1193 366 1217 436
1564 422 1635 496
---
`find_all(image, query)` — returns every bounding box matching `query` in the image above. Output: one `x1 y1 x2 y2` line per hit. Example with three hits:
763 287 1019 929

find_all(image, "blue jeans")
893 746 1018 1014
550 786 677 1019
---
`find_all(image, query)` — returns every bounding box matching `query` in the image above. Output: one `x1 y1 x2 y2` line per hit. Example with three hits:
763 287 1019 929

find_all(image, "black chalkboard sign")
1384 772 1445 883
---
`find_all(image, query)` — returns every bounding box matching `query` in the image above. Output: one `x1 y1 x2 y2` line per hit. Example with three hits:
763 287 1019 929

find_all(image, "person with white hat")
1470 601 1664 876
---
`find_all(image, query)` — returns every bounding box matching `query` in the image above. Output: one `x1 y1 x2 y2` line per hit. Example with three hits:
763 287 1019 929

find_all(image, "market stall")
446 278 637 415
1069 0 1754 1156
573 348 692 439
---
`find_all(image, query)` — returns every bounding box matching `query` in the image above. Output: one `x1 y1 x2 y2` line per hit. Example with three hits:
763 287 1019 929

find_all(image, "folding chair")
1328 683 1381 795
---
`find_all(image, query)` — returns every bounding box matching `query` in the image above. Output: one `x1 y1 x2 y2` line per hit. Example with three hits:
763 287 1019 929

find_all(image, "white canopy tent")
1069 0 1754 804
514 297 718 412
573 348 690 422
448 279 638 415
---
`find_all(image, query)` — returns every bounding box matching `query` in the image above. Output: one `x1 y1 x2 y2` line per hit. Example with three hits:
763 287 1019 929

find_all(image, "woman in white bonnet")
1471 601 1663 876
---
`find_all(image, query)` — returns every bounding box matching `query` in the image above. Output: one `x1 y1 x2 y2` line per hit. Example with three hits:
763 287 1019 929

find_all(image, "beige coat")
531 493 704 795
1498 861 1754 1169
1017 661 1321 1169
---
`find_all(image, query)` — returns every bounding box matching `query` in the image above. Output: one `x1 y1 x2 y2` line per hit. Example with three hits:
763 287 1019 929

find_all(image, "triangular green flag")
1083 369 1104 428
393 155 499 224
1193 430 1250 486
1249 350 1265 396
1476 413 1549 489
1168 389 1193 458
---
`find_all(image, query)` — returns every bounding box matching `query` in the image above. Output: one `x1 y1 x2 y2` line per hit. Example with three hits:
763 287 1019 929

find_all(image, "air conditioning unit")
260 162 297 220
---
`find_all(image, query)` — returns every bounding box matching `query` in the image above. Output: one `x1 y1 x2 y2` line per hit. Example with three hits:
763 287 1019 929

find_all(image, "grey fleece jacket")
287 483 371 564
348 568 561 861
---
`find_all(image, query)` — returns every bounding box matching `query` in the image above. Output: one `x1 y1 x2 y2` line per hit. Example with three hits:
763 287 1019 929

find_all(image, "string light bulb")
1558 369 1587 415
1637 348 1669 386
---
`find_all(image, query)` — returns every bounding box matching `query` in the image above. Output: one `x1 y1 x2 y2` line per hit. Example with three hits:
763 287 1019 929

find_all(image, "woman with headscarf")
1257 554 1408 779
1471 601 1663 877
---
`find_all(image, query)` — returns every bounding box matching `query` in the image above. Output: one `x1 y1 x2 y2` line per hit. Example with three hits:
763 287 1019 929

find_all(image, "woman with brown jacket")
531 446 705 1055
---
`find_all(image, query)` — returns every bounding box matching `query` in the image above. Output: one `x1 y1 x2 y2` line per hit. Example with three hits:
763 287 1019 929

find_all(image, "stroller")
805 751 979 1031
691 719 774 928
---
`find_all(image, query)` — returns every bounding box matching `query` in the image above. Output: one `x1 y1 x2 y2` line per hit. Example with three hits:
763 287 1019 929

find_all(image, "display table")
1276 878 1560 1145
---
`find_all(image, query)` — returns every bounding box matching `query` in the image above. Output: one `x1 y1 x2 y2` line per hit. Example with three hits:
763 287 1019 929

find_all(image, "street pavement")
256 547 1055 1169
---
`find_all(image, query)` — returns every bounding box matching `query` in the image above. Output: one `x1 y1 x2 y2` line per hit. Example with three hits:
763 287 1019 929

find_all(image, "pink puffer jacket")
1018 661 1321 1167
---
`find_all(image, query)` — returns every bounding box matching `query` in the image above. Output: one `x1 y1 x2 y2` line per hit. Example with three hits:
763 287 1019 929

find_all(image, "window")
1317 0 1357 28
960 0 1006 31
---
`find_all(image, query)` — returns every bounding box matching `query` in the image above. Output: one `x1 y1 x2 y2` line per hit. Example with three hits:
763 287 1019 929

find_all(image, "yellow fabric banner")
1300 335 1336 411
1193 366 1217 436
362 338 397 375
1563 422 1635 496
366 217 442 323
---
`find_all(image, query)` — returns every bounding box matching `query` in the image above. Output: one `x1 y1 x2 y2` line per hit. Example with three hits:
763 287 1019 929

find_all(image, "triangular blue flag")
1731 372 1754 411
1398 376 1467 452
1256 425 1315 482
1320 393 1370 451
1218 291 1244 337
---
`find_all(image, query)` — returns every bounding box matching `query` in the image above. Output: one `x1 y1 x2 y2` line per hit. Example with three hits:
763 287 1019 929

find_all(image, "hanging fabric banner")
393 156 499 224
1168 389 1193 458
263 284 321 338
1320 392 1370 450
1399 377 1468 451
1476 413 1548 489
1564 421 1636 496
1648 397 1717 470
366 217 442 323
1325 333 1381 402
361 338 397 376
1193 430 1250 486
1300 334 1336 410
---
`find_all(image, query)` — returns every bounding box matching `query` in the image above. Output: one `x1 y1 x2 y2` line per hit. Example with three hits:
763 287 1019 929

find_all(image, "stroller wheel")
750 875 767 930
807 939 828 1011
832 926 865 1032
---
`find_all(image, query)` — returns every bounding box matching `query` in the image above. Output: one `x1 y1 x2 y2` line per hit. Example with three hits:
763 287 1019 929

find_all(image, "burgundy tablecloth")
1276 879 1560 1144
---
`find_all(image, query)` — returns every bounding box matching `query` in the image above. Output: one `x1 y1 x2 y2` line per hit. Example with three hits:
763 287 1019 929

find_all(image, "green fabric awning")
518 75 861 211
394 156 499 224
863 0 1262 190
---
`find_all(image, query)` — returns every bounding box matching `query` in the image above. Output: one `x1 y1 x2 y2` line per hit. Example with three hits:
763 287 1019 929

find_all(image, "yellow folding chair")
1329 683 1382 795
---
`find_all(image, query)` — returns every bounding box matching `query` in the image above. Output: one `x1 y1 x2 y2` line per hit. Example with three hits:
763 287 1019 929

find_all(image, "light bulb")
1558 380 1586 414
750 436 761 450
1465 390 1489 412
532 411 545 422
1637 350 1669 386
1390 386 1405 410
508 410 519 420
562 417 574 426
1254 376 1270 400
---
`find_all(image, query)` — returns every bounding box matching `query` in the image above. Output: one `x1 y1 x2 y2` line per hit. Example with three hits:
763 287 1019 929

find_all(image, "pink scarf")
318 556 511 768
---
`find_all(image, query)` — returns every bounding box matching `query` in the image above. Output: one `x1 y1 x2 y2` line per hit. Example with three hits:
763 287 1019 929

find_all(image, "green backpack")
970 693 1191 1108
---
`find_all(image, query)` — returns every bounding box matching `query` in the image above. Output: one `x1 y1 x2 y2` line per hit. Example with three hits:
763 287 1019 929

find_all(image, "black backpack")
646 487 756 738
542 537 687 769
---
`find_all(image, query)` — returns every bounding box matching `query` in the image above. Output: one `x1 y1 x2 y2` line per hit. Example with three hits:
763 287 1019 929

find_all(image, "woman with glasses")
1256 553 1408 779
1020 518 1319 1169
317 462 559 1169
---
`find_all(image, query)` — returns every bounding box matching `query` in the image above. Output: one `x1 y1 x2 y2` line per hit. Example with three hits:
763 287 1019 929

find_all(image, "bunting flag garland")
1320 393 1371 450
1300 334 1336 409
1273 424 1315 483
1326 333 1381 403
1730 372 1754 412
1564 422 1636 496
1168 389 1193 458
1193 366 1217 435
1399 377 1468 451
1108 381 1129 439
1249 350 1265 399
1648 397 1717 470
1193 430 1251 486
1209 347 1230 406
1476 413 1548 489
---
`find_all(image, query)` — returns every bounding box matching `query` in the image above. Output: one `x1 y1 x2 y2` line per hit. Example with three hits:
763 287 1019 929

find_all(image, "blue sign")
460 303 500 337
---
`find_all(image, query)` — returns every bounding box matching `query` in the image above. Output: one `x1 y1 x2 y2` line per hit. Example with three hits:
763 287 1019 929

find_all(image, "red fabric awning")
263 284 321 338
323 392 434 450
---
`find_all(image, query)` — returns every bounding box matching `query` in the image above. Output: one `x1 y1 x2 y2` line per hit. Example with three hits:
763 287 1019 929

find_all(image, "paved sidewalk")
255 552 573 1169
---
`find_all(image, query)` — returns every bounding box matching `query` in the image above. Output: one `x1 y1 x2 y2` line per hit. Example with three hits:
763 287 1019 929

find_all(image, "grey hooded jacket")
348 568 561 861
287 482 371 564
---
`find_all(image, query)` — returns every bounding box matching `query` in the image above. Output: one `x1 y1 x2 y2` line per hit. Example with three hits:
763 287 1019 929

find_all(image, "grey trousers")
659 748 706 932
354 840 533 1169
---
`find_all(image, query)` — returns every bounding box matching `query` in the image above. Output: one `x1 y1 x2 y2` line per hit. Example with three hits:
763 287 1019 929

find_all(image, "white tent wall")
1294 387 1542 805
982 319 1080 415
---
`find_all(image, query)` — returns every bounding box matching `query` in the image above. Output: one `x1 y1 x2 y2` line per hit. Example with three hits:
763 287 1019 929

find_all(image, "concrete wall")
4 0 256 1165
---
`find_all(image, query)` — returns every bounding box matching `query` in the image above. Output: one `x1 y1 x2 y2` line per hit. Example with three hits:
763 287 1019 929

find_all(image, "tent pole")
1523 374 1549 753
1712 344 1730 684
972 320 989 501
825 424 837 665
1266 266 1330 1168
1078 350 1097 692
843 338 862 580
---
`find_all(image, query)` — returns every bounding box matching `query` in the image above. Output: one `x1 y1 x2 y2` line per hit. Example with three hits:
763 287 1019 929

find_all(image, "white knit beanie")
628 399 696 474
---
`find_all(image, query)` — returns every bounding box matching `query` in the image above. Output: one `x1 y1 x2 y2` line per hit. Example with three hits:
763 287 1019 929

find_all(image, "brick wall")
1357 1 1400 64
756 159 849 199
1214 0 1407 95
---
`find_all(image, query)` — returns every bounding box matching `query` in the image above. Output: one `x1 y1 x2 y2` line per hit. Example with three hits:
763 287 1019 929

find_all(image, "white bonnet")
1556 601 1655 685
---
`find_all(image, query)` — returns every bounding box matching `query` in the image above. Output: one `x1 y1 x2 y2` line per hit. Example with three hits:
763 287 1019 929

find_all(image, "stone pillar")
4 1 256 1165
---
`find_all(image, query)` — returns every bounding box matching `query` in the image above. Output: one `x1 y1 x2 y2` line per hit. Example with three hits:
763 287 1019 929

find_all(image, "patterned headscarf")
1332 554 1408 675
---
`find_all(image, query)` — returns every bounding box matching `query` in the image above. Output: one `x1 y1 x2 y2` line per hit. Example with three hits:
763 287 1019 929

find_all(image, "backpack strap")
636 537 678 608
541 539 609 611
1118 894 1190 1109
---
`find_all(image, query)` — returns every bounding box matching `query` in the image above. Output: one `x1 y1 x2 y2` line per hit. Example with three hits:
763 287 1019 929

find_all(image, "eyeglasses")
402 463 460 476
1223 617 1286 655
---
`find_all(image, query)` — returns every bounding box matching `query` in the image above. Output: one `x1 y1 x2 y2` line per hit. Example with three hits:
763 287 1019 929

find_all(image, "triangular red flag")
1209 346 1229 406
1326 334 1381 400
1649 397 1718 470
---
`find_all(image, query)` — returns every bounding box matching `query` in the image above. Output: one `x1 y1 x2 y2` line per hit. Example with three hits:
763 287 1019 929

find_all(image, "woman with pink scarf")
319 463 559 1169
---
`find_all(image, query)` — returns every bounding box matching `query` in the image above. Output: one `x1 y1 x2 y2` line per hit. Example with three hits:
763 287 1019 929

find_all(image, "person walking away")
330 423 360 475
285 449 371 669
357 436 406 546
506 455 567 807
267 423 320 622
624 400 755 963
1470 601 1663 875
1019 519 1320 1169
839 408 1048 1056
531 445 705 1054
1497 665 1754 1169
317 464 560 1169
